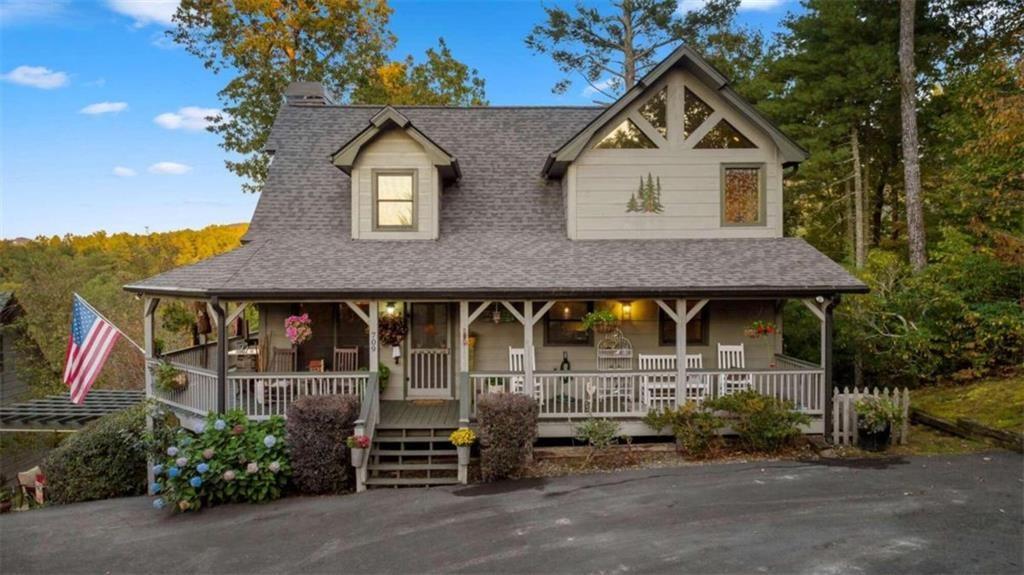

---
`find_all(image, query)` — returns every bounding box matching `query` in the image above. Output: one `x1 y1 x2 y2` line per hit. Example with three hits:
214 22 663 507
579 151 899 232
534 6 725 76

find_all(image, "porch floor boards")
379 400 459 430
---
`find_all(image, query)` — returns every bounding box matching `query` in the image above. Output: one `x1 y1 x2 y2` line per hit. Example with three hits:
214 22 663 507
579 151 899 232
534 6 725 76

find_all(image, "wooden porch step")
368 463 458 472
365 477 460 487
371 449 456 457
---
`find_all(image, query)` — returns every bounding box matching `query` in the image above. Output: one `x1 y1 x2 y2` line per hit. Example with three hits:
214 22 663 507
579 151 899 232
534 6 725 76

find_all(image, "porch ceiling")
124 236 867 299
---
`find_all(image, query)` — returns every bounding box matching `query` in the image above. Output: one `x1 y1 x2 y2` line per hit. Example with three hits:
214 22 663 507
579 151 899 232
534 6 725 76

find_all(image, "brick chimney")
284 81 335 107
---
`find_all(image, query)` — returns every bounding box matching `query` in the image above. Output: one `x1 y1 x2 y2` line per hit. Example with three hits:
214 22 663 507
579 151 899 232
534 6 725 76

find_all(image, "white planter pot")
457 445 471 466
350 447 365 468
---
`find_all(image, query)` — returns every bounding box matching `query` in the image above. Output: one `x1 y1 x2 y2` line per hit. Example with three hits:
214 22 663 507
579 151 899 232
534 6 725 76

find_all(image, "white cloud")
112 166 137 177
106 0 178 26
148 162 192 175
80 101 128 115
153 106 226 132
679 0 786 13
582 78 616 98
0 0 68 27
1 65 69 89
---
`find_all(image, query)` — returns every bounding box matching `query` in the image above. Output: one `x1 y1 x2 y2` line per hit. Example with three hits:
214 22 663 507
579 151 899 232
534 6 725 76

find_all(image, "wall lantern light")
385 302 396 316
621 302 632 320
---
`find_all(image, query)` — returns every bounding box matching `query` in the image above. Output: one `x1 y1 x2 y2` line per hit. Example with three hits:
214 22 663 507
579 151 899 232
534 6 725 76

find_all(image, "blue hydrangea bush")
151 410 290 512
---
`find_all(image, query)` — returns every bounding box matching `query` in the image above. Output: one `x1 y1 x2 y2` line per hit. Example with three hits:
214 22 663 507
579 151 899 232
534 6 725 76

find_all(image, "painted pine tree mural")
626 173 664 213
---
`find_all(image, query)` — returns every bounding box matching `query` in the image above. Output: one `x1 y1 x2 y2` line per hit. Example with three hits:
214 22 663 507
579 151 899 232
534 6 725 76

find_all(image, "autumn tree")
170 0 394 193
353 38 487 106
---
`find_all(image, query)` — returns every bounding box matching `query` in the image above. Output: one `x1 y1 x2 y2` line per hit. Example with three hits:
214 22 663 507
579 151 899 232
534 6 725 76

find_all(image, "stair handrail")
354 371 379 492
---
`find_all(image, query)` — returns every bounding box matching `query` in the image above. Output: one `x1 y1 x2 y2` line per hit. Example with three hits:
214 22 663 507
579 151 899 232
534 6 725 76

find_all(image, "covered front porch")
143 296 835 436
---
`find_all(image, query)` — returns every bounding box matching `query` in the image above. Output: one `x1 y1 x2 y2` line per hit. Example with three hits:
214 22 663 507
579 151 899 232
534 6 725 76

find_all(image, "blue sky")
0 0 798 239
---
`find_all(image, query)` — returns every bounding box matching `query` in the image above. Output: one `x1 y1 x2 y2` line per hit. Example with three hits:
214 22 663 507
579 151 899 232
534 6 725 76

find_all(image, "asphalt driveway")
2 452 1021 574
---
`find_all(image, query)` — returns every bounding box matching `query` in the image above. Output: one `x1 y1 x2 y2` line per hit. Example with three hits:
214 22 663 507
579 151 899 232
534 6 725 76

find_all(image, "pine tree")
626 193 640 213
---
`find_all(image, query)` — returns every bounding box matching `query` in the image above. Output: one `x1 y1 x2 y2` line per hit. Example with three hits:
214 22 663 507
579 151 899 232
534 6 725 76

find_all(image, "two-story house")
126 46 866 488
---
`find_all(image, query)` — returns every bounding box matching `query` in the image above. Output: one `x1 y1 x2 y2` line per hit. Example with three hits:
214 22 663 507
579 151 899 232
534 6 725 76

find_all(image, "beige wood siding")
568 69 783 240
351 130 439 240
468 300 780 372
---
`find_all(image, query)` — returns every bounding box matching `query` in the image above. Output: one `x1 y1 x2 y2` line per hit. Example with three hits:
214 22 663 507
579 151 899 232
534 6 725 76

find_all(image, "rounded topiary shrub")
476 393 538 481
43 404 149 504
286 394 361 494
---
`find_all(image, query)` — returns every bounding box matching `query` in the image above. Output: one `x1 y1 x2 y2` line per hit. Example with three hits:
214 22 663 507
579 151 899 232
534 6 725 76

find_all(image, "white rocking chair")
508 346 542 402
638 353 706 410
718 343 752 395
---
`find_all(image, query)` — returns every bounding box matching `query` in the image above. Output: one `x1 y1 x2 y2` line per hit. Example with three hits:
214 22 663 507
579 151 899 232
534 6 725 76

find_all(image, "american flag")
64 295 121 404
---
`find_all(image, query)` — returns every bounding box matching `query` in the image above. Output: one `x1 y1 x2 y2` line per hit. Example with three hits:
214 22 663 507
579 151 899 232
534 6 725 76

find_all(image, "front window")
659 303 709 346
374 170 416 230
544 301 593 346
722 165 764 226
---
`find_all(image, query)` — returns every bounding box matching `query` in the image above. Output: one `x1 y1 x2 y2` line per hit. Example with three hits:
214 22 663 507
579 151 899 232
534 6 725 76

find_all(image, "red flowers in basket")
745 320 778 338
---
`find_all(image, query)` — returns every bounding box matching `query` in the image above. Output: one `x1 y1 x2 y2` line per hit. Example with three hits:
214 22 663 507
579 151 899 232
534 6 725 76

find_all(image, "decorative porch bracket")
655 298 709 407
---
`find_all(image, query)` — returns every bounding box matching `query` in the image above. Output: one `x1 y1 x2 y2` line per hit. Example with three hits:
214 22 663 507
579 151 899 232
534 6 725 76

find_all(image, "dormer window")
373 170 416 230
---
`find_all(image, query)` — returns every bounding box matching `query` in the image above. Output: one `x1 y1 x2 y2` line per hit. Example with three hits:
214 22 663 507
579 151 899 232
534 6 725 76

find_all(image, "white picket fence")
832 386 911 446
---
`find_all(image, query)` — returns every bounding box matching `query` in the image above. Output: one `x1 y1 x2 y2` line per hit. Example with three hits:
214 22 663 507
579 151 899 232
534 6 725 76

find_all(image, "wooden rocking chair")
333 347 358 372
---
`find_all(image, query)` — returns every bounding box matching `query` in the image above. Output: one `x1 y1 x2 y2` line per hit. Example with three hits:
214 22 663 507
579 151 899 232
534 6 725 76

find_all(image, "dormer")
544 46 807 241
332 107 460 240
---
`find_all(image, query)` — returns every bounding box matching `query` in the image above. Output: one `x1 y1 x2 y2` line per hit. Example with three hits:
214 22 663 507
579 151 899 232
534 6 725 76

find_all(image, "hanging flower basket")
284 314 312 345
744 320 777 339
581 310 619 334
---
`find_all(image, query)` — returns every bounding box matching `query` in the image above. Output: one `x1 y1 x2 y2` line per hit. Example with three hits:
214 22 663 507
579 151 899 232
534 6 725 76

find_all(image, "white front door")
407 303 452 398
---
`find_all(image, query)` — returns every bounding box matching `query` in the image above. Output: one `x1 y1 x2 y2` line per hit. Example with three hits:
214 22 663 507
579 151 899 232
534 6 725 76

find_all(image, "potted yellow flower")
449 428 476 466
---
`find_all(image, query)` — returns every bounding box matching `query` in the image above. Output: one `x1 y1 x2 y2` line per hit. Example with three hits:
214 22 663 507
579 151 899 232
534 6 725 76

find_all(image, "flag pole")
74 293 146 354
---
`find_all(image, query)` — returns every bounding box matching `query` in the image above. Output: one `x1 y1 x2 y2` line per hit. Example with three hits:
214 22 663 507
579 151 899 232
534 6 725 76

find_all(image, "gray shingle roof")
126 104 866 298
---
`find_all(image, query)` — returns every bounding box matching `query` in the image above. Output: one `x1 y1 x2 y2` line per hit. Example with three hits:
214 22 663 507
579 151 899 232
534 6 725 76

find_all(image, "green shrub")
152 410 290 512
286 394 361 494
706 391 810 453
44 405 149 504
643 402 723 457
855 396 905 433
574 417 621 459
476 393 538 481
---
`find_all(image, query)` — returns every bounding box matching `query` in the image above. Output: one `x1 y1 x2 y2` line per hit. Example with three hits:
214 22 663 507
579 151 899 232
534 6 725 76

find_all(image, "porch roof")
124 235 867 299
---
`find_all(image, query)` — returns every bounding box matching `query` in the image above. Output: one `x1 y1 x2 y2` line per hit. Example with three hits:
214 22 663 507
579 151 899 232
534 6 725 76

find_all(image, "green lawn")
912 372 1024 433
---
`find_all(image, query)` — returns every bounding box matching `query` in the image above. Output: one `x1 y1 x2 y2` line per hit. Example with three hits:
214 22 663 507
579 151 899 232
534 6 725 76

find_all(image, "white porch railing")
227 372 369 420
470 366 825 419
148 360 219 416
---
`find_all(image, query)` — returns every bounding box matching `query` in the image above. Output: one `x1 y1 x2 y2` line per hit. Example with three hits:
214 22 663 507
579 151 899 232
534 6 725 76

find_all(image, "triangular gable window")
694 119 756 149
683 88 714 139
594 119 658 149
638 87 667 139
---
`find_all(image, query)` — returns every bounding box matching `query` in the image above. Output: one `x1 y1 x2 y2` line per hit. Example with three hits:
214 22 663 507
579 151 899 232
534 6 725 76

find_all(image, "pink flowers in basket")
284 313 312 345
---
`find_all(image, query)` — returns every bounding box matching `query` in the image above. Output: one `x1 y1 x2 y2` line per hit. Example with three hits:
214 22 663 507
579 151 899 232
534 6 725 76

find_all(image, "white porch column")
523 301 534 397
368 301 379 373
143 297 159 488
458 301 471 427
675 299 687 407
